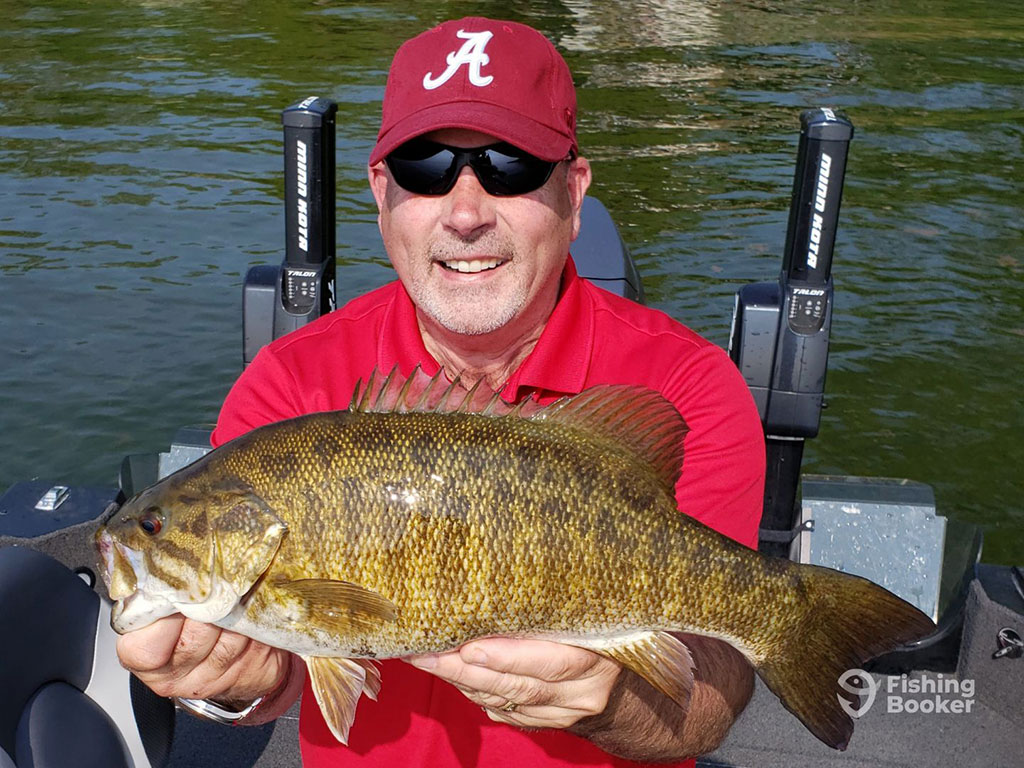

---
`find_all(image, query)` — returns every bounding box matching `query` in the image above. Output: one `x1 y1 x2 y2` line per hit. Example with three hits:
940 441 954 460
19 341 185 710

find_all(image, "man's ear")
567 156 592 242
368 162 388 231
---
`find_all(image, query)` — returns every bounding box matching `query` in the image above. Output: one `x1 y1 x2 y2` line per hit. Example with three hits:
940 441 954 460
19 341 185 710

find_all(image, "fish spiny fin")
348 368 686 489
754 563 935 750
351 368 377 411
372 366 401 411
304 655 376 744
351 365 463 414
392 367 418 409
529 386 687 491
272 578 397 636
348 366 511 415
593 631 695 712
453 377 504 414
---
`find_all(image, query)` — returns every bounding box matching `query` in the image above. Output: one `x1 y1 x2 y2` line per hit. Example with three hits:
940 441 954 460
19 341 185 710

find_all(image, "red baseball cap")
369 17 577 165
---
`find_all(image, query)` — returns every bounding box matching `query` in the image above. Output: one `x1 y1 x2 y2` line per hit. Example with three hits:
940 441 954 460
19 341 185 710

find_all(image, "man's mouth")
439 258 504 274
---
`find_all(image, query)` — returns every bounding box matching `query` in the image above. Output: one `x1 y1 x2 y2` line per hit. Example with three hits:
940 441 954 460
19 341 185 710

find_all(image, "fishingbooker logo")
837 670 976 717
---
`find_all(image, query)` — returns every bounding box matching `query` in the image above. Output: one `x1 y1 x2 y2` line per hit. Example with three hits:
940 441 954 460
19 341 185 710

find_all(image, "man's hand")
407 634 753 762
406 637 621 730
115 614 289 708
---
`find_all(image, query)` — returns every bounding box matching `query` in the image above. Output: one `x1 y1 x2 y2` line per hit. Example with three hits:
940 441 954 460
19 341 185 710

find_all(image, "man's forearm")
571 635 754 762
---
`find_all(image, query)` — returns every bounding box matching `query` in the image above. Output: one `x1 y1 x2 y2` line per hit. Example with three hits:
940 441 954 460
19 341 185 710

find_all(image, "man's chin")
431 311 517 337
420 298 523 337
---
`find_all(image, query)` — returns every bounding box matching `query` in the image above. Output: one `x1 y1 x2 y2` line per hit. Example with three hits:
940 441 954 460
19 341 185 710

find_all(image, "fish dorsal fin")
524 385 687 491
350 365 510 416
349 366 687 490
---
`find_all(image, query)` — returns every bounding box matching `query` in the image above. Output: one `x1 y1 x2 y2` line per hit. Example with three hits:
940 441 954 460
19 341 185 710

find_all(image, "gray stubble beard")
415 238 524 336
410 274 526 336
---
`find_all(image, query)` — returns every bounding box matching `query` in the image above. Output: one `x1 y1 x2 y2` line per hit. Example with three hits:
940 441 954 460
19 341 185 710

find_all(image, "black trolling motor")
243 96 338 365
729 108 855 557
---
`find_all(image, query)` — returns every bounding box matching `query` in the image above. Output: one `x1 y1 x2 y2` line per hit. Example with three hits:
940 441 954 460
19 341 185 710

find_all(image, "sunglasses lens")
474 144 556 196
385 141 457 195
386 140 558 196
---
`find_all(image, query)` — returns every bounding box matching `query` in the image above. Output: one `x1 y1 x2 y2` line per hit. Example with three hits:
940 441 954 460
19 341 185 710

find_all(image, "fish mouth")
95 528 140 601
110 585 177 634
110 591 140 634
95 529 178 633
95 528 116 591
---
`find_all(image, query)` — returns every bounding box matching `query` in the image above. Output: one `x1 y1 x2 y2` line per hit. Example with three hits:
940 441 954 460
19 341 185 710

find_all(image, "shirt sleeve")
664 344 765 549
210 346 307 448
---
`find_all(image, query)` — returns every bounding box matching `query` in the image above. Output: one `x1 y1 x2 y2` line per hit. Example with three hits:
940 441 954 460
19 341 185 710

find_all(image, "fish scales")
96 367 935 750
216 409 701 655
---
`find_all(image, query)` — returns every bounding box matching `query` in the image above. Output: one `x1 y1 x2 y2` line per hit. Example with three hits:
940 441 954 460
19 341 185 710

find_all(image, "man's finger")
407 651 543 703
407 649 588 712
457 638 605 682
196 627 252 676
116 614 187 672
407 650 495 688
483 704 586 731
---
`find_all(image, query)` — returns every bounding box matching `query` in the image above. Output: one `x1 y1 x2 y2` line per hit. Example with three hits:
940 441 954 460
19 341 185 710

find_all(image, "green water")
1 0 1021 564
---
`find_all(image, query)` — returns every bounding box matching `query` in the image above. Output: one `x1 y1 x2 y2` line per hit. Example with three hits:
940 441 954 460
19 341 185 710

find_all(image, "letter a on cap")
423 30 494 90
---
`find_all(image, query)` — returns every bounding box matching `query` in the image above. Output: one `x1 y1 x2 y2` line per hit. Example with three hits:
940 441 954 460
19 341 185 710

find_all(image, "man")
116 17 765 767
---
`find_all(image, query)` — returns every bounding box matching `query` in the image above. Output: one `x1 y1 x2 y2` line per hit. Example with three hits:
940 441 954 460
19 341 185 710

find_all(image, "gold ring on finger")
498 700 519 714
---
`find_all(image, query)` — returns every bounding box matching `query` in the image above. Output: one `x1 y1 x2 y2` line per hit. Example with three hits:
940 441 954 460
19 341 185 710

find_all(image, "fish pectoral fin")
273 578 397 635
304 656 380 744
212 496 286 597
593 631 695 712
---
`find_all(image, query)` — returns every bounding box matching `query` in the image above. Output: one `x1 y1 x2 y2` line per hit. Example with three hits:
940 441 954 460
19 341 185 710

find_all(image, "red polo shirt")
212 257 765 768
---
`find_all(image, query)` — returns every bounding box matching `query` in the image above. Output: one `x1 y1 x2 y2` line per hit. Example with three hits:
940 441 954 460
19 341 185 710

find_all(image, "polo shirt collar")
377 281 443 378
504 257 593 400
377 256 594 401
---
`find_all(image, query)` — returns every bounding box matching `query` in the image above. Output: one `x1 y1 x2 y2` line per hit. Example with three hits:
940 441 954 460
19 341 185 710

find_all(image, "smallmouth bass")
96 367 933 749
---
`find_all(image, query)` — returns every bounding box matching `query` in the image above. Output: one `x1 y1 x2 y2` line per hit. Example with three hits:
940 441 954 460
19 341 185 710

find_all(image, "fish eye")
139 508 162 535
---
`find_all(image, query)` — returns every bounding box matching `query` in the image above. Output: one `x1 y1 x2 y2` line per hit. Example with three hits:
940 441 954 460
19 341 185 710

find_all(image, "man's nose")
442 166 496 237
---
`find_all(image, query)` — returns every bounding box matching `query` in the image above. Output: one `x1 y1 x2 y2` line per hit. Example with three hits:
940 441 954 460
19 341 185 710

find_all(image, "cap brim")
369 101 574 165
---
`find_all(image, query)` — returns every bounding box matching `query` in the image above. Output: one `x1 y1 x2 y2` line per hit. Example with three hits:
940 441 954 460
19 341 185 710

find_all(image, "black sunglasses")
384 139 563 197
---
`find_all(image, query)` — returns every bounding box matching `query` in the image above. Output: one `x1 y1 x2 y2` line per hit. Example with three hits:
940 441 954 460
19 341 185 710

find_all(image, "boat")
1 99 1020 768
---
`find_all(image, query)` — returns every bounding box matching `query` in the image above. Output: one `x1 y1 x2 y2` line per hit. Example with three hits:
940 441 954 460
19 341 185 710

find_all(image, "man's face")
369 128 591 338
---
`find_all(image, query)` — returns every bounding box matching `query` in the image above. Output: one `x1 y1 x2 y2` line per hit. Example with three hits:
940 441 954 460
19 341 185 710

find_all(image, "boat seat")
0 547 173 768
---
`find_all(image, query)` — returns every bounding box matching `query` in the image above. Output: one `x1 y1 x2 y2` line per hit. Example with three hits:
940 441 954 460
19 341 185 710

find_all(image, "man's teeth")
442 258 502 273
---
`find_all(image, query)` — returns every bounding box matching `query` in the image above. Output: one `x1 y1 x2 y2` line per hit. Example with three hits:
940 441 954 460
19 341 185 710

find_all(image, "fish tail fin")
755 564 934 750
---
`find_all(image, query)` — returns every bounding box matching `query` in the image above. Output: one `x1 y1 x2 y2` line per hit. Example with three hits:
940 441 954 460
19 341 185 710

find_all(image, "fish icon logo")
837 668 878 718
